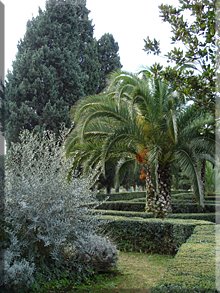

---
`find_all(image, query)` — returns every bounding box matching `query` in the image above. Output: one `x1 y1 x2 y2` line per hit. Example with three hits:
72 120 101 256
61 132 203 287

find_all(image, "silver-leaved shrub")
3 130 117 290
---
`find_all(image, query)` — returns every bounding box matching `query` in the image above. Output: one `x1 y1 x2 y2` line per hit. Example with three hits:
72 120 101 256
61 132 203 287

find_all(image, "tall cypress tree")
97 33 122 92
3 0 121 146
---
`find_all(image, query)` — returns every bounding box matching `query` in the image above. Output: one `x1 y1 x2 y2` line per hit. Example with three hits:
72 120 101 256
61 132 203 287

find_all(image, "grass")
33 252 173 292
72 252 173 291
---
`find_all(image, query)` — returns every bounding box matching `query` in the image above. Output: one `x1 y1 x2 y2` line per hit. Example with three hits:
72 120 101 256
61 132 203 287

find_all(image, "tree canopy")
144 0 216 113
2 0 121 146
97 33 122 92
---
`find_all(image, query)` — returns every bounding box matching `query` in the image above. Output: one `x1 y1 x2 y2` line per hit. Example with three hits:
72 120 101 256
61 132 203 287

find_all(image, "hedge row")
96 191 145 201
97 191 218 203
97 191 194 202
172 203 216 213
96 201 217 213
171 192 194 199
96 210 216 223
96 209 153 218
152 225 217 292
130 197 146 202
96 201 145 212
98 215 213 255
206 192 220 196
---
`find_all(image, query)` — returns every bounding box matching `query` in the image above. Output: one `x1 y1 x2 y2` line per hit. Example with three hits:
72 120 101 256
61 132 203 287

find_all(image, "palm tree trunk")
201 159 206 194
115 186 120 193
154 164 172 218
106 185 111 194
144 165 155 213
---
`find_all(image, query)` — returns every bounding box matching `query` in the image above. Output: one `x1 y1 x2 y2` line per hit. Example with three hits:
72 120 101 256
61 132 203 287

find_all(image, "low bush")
2 131 117 291
96 209 153 218
152 225 216 292
97 191 194 202
96 201 145 212
130 197 146 202
98 215 213 255
171 203 213 213
205 201 218 206
96 191 145 201
168 213 216 223
171 190 192 194
95 210 216 223
96 201 217 213
97 191 219 205
171 192 194 199
207 192 220 196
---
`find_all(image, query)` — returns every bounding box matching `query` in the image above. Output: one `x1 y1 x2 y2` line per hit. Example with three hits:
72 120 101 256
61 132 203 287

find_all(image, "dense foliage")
144 0 216 113
97 33 122 92
65 71 215 217
1 0 121 147
2 130 117 290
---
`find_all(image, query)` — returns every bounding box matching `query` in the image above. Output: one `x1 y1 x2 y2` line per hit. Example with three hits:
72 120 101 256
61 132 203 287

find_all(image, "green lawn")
72 252 173 291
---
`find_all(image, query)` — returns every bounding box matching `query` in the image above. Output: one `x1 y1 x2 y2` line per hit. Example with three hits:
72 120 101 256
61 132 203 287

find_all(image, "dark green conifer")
97 33 122 92
3 0 121 146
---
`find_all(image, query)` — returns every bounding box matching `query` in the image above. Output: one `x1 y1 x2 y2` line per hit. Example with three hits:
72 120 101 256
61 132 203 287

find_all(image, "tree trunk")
144 164 172 218
201 159 206 194
154 164 172 218
115 186 120 193
106 185 111 194
144 165 155 213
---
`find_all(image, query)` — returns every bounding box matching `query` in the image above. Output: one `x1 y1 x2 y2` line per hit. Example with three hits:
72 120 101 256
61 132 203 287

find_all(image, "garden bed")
98 215 213 255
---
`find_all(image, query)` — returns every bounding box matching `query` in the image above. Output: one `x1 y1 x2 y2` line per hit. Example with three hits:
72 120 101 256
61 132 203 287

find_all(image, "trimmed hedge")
97 191 194 202
172 192 194 199
130 197 146 202
97 191 219 204
96 201 145 212
98 215 213 255
96 210 216 223
172 203 214 213
171 190 192 194
96 191 145 201
207 192 220 196
96 201 217 213
96 210 153 218
168 213 216 223
152 225 217 292
205 197 219 204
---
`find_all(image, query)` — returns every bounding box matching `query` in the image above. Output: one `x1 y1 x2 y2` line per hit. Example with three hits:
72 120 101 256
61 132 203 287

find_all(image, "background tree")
144 0 216 113
97 33 122 92
115 160 146 192
1 0 121 147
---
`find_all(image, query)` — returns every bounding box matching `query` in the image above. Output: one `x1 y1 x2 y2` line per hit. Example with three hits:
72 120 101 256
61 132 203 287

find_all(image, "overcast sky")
4 0 179 74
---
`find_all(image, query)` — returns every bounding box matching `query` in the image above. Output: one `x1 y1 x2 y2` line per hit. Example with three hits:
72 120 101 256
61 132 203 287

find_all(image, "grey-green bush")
3 130 117 290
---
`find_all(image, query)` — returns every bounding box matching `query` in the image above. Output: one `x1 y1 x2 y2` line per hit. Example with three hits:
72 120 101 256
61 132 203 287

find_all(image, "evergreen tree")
2 0 121 146
144 0 216 113
97 33 122 92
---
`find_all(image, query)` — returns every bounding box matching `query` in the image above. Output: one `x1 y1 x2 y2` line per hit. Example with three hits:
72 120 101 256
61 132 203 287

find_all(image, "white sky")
3 0 179 74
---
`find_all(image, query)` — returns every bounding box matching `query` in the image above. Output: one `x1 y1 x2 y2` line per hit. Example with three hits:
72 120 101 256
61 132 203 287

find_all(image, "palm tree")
65 71 214 217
